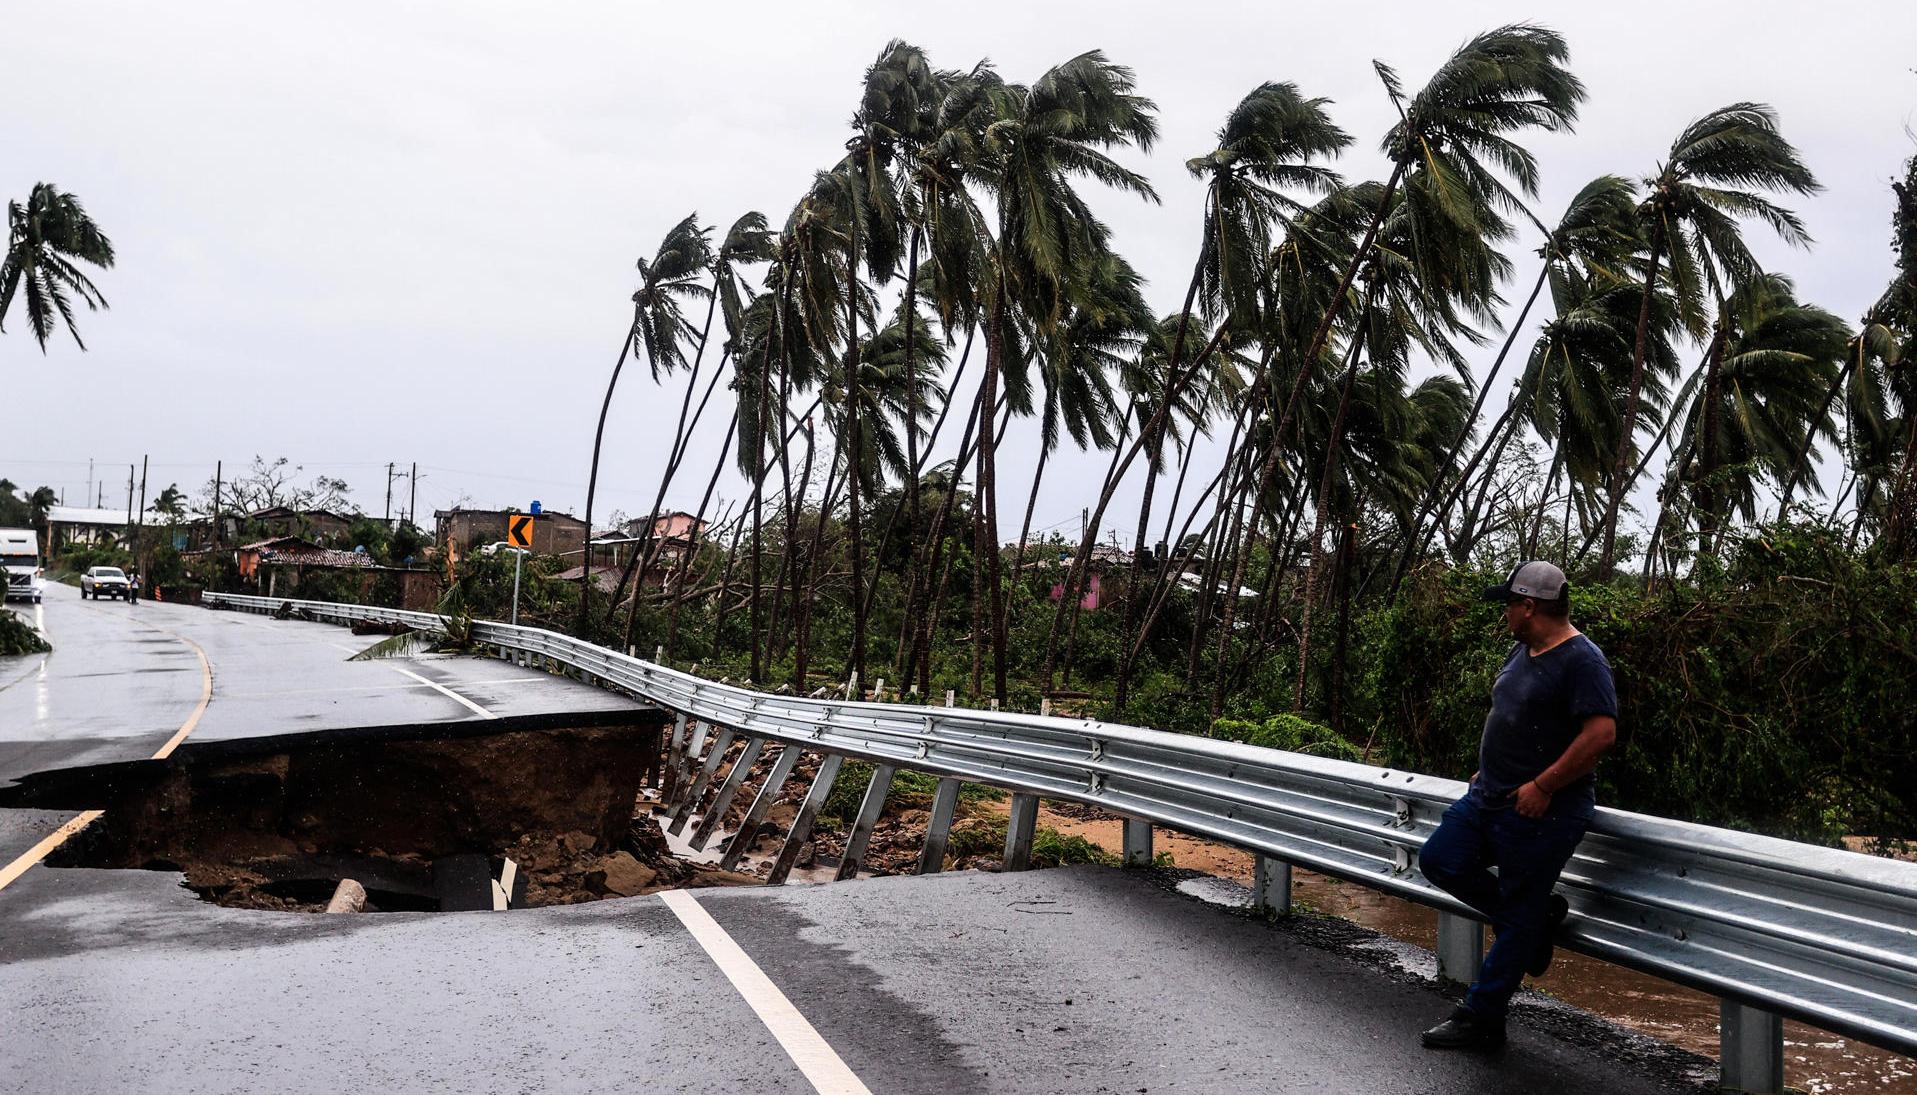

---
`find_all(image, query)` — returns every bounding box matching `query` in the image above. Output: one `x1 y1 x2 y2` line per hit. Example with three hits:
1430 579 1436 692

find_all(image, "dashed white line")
659 889 872 1095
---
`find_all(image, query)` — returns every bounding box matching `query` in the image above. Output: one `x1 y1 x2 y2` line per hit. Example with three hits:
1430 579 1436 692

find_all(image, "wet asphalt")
0 587 1705 1094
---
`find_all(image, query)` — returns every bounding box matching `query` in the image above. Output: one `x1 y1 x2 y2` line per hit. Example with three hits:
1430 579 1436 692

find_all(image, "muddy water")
1012 803 1916 1095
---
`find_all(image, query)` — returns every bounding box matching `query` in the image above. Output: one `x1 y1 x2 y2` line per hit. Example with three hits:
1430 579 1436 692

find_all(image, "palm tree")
1660 274 1848 558
962 51 1160 701
1045 77 1355 691
1597 103 1820 571
1514 267 1679 558
1 183 116 351
611 211 773 638
578 215 711 634
1392 174 1641 584
1177 26 1580 710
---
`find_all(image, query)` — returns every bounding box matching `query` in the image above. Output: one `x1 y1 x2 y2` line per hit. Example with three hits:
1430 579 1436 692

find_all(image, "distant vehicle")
1 528 44 604
80 566 130 600
479 541 530 557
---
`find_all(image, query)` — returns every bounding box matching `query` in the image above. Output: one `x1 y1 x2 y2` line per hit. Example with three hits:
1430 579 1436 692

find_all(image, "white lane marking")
221 677 545 699
387 664 497 719
659 889 872 1095
322 640 498 719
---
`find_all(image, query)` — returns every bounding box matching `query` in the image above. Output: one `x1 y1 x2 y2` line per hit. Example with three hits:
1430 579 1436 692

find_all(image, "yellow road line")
0 811 104 891
0 623 214 894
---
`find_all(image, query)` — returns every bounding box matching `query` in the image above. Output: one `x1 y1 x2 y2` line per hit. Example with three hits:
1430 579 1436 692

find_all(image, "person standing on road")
1418 560 1618 1051
125 568 140 605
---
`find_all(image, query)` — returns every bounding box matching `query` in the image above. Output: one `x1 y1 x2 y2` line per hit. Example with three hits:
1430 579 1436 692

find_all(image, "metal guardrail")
202 591 1917 1068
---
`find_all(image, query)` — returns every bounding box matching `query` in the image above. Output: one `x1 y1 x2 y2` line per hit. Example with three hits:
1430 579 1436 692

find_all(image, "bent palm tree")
1 183 116 351
578 214 711 632
1597 103 1820 570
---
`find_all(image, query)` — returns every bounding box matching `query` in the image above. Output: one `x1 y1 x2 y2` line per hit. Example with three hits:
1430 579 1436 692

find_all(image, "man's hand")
1515 780 1552 818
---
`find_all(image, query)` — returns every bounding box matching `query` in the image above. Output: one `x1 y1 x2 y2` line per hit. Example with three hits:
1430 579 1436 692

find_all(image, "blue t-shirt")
1474 633 1617 818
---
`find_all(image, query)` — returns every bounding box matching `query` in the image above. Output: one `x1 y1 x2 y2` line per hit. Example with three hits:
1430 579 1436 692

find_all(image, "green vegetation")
1 183 115 351
539 34 1911 850
0 609 49 656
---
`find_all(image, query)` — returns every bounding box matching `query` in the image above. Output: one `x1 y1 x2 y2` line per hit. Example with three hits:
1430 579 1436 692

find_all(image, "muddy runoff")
0 712 760 912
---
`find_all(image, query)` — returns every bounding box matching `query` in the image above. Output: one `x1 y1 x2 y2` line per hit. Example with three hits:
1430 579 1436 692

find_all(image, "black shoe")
1422 1006 1506 1050
1528 893 1571 977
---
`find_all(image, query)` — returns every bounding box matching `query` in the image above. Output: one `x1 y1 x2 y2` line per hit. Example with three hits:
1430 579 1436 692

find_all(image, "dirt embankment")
9 722 759 912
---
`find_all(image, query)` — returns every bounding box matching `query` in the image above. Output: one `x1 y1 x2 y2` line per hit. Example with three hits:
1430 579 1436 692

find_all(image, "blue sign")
530 500 542 515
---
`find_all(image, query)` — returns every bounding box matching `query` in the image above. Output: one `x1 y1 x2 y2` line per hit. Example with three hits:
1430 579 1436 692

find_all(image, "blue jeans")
1417 790 1588 1020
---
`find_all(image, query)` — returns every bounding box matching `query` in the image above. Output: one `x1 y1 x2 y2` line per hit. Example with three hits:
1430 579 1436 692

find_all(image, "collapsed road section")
0 710 761 911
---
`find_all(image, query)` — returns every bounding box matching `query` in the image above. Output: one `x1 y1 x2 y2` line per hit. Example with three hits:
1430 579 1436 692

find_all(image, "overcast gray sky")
5 1 1914 543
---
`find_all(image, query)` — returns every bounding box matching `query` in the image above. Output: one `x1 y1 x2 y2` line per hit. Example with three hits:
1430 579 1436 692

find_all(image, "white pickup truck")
1 528 45 604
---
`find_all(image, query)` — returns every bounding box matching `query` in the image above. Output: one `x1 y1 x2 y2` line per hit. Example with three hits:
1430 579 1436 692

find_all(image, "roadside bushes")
1211 713 1363 762
0 609 49 655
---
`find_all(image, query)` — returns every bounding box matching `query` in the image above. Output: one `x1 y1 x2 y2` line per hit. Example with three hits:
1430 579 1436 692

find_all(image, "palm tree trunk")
844 236 868 688
1329 517 1357 735
1040 323 1229 690
1695 316 1729 557
1778 348 1855 515
1392 255 1551 589
895 327 975 679
1526 443 1565 558
901 225 924 600
781 420 817 684
1011 441 1054 593
979 267 1011 704
1283 326 1368 718
1600 218 1668 572
663 408 739 660
579 310 639 634
749 350 769 682
906 376 989 690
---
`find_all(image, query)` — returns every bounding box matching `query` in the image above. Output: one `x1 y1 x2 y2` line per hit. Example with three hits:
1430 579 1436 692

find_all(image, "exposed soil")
1 715 759 912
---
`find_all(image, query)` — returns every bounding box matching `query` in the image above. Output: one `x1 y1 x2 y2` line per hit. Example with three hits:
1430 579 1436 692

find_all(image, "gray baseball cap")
1481 560 1568 602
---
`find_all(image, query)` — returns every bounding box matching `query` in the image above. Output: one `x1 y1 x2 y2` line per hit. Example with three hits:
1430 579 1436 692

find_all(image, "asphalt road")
0 588 1705 1094
0 582 632 866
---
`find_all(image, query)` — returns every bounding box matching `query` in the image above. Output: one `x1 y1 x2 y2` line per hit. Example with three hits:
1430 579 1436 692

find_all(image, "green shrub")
1211 713 1363 761
0 609 49 656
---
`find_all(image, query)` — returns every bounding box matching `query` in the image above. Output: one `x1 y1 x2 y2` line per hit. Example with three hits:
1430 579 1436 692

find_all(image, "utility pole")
408 462 418 528
125 465 135 539
137 456 149 571
86 459 93 509
213 460 224 547
384 462 395 523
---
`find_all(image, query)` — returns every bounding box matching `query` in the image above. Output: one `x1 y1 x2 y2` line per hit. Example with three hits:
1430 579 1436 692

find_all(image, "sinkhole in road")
0 712 761 912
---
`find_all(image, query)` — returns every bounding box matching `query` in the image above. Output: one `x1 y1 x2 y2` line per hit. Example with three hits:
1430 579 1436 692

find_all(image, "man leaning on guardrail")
1417 560 1619 1052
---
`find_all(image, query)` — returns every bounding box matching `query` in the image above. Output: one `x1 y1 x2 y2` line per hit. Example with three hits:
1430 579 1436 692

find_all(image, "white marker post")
510 548 523 627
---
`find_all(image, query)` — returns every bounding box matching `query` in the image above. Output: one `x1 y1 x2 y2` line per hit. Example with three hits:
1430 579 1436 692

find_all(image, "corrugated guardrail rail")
203 592 1917 1072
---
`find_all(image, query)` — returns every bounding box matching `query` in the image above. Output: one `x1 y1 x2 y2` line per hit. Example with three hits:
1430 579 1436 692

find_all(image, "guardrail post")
834 764 896 882
1252 855 1292 916
688 737 768 852
1123 819 1153 867
718 745 802 872
917 778 963 875
1718 1000 1784 1094
671 721 710 808
661 715 689 802
1436 912 1484 986
1003 793 1038 871
768 754 844 885
667 727 736 834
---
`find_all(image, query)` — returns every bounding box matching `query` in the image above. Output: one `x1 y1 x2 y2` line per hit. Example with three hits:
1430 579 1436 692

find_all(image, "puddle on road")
0 714 760 912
